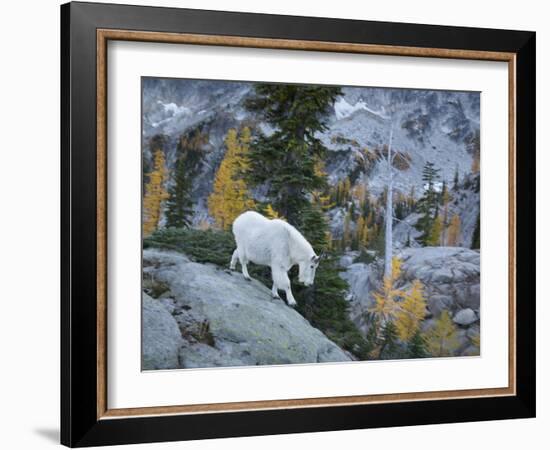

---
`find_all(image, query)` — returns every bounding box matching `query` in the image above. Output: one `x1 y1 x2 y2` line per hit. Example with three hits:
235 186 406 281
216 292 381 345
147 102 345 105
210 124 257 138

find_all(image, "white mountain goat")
230 211 320 307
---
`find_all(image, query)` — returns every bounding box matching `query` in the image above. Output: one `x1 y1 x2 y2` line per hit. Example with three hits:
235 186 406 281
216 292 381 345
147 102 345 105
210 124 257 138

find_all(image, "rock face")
142 293 183 370
397 246 480 319
142 249 351 370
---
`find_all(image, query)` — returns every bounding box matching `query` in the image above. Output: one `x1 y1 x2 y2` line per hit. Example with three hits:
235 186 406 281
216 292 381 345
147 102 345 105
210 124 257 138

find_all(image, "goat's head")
298 254 321 286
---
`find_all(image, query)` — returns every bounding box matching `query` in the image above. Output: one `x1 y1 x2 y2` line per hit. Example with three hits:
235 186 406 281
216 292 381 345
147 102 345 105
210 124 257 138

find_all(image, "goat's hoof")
244 276 252 281
287 300 297 307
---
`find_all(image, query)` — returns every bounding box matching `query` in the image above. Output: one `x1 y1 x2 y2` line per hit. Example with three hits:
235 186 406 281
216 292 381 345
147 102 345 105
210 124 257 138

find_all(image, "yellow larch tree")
208 127 256 230
424 311 460 357
395 280 427 341
355 215 369 248
446 214 461 246
264 203 282 220
426 215 443 246
143 148 169 236
369 257 405 323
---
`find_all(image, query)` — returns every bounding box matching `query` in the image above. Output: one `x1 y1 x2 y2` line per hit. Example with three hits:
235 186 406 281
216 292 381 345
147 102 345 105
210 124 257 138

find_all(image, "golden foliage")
369 257 404 322
264 203 283 220
143 149 169 236
207 127 256 230
446 214 461 246
394 280 427 341
355 215 369 248
426 215 443 246
425 311 460 356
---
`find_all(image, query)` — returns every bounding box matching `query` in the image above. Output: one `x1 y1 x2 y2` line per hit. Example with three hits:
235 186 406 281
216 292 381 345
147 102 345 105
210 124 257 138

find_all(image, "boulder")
143 249 352 369
142 293 183 370
453 308 478 326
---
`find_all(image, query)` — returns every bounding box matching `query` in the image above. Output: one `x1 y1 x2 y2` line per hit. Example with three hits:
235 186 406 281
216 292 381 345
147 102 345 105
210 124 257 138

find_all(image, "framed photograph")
61 1 535 447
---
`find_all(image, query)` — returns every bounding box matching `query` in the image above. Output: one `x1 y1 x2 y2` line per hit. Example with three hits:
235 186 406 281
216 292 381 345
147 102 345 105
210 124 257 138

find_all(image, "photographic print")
141 78 481 370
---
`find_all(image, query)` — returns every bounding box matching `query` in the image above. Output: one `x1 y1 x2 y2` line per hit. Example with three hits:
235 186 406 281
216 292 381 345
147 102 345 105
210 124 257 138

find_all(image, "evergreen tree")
165 154 193 228
244 83 341 224
208 128 256 230
415 161 441 245
407 330 429 358
471 211 480 249
379 321 400 360
453 165 460 191
165 126 207 228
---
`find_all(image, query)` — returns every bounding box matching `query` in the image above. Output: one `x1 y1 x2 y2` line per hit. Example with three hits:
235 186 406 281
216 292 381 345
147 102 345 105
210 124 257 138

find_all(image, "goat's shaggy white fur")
231 211 320 306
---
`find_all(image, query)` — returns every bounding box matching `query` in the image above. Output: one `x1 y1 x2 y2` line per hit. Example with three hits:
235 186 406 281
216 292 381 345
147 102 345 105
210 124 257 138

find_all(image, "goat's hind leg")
230 249 239 270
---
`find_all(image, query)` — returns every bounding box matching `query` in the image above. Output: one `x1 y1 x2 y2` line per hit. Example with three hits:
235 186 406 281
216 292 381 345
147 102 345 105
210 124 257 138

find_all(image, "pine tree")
469 129 481 174
471 211 480 249
426 215 443 246
446 214 461 246
453 165 460 191
165 126 208 228
379 321 400 360
415 162 441 245
244 84 341 224
425 311 460 357
407 330 429 358
143 148 169 236
342 209 352 250
395 280 427 341
165 154 193 228
208 128 256 230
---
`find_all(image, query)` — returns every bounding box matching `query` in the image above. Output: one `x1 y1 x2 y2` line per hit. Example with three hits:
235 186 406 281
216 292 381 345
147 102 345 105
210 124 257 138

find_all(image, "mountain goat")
230 211 320 307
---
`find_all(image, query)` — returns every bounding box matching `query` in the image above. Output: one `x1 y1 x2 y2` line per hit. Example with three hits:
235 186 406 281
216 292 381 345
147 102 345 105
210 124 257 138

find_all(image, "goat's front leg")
241 262 251 281
272 265 296 307
271 283 281 299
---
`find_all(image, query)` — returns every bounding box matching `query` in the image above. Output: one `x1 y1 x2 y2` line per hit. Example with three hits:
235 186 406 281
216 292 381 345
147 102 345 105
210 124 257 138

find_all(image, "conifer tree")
244 84 341 224
425 311 460 357
342 209 352 250
379 321 400 360
143 148 169 236
395 280 427 341
407 330 429 358
416 162 441 245
165 126 207 228
165 154 193 228
208 128 256 230
471 211 480 249
355 215 368 249
369 257 404 324
446 214 461 246
426 215 443 246
453 165 460 191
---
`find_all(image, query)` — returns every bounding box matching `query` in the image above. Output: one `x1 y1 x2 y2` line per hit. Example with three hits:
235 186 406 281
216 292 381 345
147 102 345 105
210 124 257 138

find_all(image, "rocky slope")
142 249 352 370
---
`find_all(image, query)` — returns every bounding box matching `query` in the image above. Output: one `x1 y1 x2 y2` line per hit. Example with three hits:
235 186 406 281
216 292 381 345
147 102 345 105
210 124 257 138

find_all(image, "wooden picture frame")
61 1 535 447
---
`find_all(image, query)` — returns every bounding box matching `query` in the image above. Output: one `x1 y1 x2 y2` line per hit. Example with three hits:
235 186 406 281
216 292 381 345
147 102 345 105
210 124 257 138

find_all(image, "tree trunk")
384 122 394 278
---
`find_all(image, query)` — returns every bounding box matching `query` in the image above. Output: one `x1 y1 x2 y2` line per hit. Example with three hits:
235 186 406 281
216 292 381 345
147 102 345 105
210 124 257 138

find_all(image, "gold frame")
96 29 516 420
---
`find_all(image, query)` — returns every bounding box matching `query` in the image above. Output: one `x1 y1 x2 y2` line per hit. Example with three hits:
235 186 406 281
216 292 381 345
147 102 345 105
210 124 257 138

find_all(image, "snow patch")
334 98 389 121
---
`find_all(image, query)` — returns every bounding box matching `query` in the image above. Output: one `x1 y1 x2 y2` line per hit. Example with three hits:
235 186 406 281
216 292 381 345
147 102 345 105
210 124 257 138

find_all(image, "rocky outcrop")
142 249 351 370
142 293 183 370
397 246 480 319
